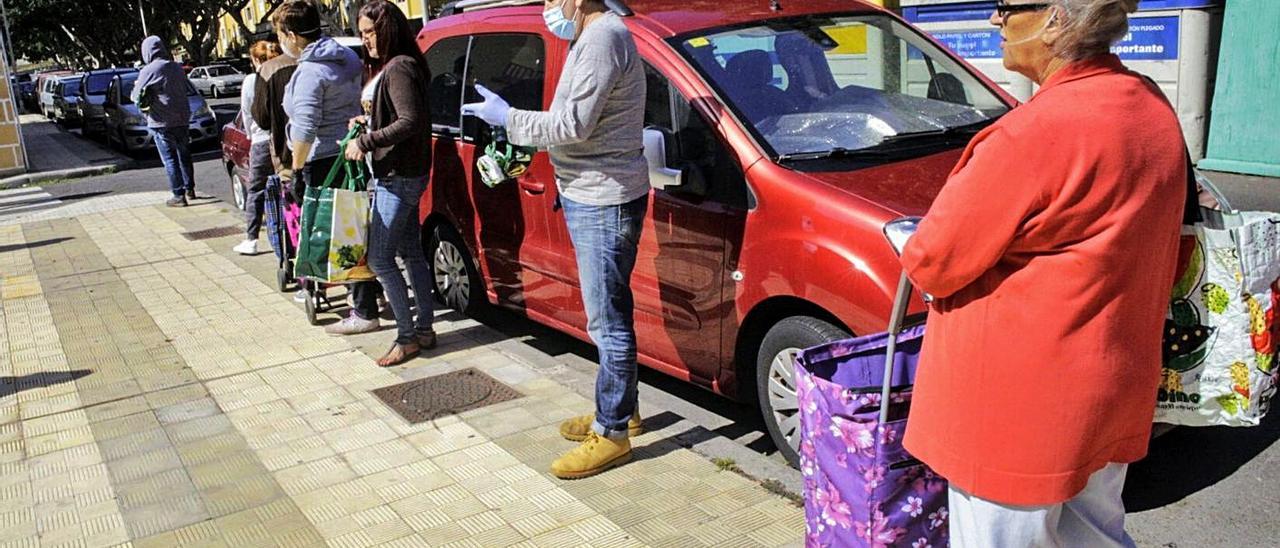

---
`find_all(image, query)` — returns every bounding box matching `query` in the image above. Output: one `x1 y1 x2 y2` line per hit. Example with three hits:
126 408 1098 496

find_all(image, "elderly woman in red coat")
900 0 1185 545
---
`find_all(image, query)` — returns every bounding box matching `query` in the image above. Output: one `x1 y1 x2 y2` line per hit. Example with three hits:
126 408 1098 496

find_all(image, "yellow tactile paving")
0 225 132 548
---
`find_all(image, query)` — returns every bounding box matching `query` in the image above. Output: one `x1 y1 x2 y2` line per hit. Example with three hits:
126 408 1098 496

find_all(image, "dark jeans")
368 176 434 344
300 155 381 320
561 194 647 439
245 140 272 240
150 126 195 197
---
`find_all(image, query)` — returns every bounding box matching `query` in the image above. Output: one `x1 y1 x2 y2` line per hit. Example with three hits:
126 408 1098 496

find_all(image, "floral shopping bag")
796 324 948 548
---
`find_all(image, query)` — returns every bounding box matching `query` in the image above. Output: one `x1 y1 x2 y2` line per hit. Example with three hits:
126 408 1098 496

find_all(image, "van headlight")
195 105 213 119
124 114 146 126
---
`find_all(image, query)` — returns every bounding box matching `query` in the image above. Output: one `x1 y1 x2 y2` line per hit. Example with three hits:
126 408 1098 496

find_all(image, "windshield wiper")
879 117 1001 145
776 147 895 162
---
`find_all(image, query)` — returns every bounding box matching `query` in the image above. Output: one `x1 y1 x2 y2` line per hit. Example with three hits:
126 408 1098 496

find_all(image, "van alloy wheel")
767 347 803 455
756 316 849 468
433 239 469 309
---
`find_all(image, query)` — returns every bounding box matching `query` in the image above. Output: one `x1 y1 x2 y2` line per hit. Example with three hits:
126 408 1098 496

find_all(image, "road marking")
0 186 45 198
0 190 57 206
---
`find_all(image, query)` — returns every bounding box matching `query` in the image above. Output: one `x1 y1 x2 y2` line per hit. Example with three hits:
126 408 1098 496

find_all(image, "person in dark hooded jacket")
132 36 196 208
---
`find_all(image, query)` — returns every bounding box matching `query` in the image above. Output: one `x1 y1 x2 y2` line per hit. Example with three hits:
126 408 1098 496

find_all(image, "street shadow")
55 190 113 202
0 237 72 254
0 370 93 398
1123 411 1280 511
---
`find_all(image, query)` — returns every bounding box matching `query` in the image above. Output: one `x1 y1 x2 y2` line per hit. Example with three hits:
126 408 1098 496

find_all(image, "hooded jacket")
131 36 191 129
283 36 362 163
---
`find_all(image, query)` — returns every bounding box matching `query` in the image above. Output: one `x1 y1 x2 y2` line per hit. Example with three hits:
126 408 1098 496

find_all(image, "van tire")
427 223 484 315
756 316 849 468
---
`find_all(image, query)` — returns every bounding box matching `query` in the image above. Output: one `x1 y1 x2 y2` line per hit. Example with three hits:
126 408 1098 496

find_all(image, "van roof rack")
440 0 632 18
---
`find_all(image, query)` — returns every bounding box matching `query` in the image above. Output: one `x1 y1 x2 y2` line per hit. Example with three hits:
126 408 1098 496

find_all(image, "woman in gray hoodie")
274 1 382 333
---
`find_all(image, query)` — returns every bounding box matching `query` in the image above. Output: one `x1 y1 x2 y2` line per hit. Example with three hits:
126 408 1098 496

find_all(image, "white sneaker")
294 289 307 303
233 239 258 255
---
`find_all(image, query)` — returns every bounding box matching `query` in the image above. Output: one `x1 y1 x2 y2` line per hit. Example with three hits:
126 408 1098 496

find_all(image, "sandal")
376 342 421 367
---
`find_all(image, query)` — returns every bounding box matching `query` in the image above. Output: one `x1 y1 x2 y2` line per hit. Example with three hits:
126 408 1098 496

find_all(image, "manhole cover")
372 368 522 424
182 226 243 241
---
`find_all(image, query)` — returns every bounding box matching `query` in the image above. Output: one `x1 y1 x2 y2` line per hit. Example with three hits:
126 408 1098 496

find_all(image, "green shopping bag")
294 126 376 283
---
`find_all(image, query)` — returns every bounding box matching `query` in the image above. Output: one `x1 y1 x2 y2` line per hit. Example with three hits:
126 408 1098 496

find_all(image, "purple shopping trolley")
795 217 948 547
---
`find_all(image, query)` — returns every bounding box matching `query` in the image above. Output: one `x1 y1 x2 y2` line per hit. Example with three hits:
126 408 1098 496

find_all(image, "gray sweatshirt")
131 36 191 129
507 13 649 206
283 36 363 162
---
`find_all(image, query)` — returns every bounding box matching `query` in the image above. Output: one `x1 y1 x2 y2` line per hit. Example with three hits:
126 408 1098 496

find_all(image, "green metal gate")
1198 0 1280 176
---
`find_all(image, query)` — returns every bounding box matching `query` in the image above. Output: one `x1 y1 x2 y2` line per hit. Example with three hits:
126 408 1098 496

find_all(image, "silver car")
189 65 245 98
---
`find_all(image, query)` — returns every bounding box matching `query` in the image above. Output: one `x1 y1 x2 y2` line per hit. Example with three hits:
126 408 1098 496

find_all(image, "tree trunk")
57 24 103 67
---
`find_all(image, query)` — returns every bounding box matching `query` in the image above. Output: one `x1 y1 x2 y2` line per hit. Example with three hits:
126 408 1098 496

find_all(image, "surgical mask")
543 4 577 41
1003 11 1056 47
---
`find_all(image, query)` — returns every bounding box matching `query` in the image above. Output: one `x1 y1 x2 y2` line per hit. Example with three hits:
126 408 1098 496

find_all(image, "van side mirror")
643 127 706 197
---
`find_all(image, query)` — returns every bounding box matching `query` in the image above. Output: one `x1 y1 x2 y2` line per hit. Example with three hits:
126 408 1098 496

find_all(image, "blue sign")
929 30 1004 59
903 1 1220 24
1111 16 1180 60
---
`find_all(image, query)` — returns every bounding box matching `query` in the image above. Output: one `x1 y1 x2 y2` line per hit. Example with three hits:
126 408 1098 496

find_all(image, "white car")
189 65 245 98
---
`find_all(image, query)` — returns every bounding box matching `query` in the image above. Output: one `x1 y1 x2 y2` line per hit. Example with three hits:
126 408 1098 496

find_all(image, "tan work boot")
550 432 631 479
559 413 643 442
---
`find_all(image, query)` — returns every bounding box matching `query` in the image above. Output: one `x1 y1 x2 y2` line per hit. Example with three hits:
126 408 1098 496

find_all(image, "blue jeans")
150 127 195 197
562 195 647 440
368 176 434 344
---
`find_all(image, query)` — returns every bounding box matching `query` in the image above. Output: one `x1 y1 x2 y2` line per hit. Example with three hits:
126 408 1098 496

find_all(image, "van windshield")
673 14 1011 159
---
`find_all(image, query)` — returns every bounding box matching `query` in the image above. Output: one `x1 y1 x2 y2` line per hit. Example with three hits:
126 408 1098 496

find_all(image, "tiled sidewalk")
0 202 803 547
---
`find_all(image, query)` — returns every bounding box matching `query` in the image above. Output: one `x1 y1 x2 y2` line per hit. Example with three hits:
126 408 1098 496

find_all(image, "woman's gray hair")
1051 0 1141 60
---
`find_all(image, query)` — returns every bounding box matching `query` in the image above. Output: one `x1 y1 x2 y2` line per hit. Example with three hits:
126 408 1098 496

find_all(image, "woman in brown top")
344 0 435 366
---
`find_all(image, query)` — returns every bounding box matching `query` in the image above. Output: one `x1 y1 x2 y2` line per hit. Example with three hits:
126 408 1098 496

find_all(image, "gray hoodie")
283 36 362 162
131 36 191 129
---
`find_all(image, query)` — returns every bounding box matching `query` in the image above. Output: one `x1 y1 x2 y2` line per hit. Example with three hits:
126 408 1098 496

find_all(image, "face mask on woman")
543 3 577 41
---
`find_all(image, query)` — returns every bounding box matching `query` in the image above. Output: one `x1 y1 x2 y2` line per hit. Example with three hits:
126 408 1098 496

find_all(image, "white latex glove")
460 84 511 127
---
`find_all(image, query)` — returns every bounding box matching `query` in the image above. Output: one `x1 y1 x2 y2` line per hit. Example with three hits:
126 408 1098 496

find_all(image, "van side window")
643 63 750 210
462 34 546 141
425 36 471 135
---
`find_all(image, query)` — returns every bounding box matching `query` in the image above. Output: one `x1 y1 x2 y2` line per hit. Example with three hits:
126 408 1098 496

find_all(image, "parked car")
220 112 252 211
51 76 84 126
418 0 1014 466
11 73 36 113
189 65 246 98
102 71 218 153
211 57 253 75
36 70 75 118
78 68 138 138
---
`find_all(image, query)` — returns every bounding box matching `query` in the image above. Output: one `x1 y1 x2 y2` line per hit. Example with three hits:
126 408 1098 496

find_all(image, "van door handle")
518 176 545 194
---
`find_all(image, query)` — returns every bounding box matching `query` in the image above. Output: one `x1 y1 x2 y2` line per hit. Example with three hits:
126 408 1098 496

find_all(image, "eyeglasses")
995 2 1052 19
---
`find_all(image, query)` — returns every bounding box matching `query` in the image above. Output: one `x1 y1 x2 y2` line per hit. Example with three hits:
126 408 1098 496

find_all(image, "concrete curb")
0 163 131 190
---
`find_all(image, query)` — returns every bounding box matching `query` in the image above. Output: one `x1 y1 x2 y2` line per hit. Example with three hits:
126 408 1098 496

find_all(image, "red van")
418 0 1015 466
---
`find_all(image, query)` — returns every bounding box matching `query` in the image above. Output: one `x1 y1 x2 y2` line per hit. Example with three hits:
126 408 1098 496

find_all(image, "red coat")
901 55 1186 505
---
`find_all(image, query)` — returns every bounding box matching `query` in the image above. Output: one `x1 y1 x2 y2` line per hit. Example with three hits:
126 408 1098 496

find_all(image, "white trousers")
948 463 1135 548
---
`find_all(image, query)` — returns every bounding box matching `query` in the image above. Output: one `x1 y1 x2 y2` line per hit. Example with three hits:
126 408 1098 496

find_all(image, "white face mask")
1004 11 1057 47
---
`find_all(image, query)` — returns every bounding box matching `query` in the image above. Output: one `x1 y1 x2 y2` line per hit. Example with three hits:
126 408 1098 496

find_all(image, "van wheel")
756 316 849 468
428 223 483 315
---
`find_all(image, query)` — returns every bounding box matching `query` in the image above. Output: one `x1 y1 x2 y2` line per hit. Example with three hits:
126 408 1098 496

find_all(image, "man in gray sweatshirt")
132 36 195 207
462 0 648 479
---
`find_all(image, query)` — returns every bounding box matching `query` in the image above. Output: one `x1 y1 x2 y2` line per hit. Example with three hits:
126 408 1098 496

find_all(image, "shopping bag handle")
318 124 368 191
